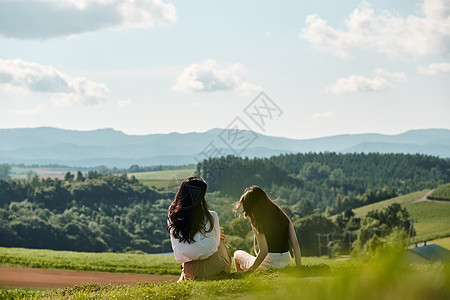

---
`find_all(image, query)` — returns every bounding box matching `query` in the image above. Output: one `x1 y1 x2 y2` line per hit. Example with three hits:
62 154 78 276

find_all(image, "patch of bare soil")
0 266 179 288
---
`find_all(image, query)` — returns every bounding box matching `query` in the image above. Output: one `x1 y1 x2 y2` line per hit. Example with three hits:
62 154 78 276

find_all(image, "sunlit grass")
13 250 448 300
344 190 450 242
128 169 195 180
428 183 450 201
407 202 450 241
430 237 450 250
0 247 180 275
129 168 195 191
351 190 430 218
2 248 449 300
0 288 54 300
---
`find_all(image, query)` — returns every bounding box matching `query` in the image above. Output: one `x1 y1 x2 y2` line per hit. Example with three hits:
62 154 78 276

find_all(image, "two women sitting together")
167 177 301 281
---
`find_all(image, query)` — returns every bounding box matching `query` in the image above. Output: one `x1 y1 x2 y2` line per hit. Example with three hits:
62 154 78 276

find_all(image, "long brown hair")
234 186 288 236
167 177 213 243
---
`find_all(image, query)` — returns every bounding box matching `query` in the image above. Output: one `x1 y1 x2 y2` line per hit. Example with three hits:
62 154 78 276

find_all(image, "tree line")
197 152 449 214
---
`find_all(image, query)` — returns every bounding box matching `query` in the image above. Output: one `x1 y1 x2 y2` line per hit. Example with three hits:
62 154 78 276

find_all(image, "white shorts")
234 250 292 271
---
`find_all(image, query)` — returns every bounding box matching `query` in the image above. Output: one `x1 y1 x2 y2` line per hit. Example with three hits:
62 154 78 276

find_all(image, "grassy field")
129 169 196 180
428 183 450 201
430 237 450 250
351 190 429 218
349 189 450 242
0 247 180 275
129 169 196 191
0 247 336 275
407 201 450 241
9 166 75 180
1 250 449 300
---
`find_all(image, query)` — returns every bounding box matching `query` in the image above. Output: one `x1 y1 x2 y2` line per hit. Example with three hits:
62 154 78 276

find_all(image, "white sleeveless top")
170 210 220 263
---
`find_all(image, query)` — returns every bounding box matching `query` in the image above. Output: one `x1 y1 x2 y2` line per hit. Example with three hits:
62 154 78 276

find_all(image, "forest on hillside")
0 173 172 253
198 153 449 214
0 153 449 255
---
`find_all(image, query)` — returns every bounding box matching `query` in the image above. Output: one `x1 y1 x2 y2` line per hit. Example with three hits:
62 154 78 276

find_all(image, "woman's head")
167 177 213 243
234 185 287 235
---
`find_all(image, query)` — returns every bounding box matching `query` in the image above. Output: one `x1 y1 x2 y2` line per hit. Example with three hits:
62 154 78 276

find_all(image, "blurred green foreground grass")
1 250 449 300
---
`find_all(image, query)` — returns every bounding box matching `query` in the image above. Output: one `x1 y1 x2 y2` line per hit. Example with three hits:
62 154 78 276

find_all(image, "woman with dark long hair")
233 186 301 271
167 177 231 281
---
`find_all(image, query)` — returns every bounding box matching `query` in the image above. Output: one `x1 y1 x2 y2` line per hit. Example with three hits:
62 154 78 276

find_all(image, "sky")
0 0 449 140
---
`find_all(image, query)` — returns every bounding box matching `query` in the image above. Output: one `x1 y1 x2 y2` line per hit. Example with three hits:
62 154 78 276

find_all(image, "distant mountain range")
0 127 449 167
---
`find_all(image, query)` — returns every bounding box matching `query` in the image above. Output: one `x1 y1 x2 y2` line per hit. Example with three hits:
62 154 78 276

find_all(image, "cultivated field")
129 168 196 192
9 166 74 180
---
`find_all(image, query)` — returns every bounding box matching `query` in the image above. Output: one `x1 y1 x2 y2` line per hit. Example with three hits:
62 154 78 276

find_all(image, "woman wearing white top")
167 177 231 281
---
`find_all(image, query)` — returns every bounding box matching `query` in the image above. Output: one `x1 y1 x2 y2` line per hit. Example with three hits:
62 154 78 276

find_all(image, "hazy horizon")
1 125 450 140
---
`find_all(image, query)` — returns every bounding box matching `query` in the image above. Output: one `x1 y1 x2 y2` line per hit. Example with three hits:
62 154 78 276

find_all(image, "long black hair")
234 186 288 237
167 177 214 243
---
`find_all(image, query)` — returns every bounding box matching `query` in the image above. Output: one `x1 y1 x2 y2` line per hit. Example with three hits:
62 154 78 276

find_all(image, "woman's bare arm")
288 220 302 266
248 231 268 272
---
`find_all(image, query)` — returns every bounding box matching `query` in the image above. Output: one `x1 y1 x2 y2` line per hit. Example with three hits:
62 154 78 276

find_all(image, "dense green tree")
64 172 74 182
76 171 85 182
0 164 11 180
293 214 337 256
352 203 411 254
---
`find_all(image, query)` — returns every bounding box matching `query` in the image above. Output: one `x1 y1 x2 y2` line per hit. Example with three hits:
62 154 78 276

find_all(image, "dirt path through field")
413 190 450 204
0 266 179 288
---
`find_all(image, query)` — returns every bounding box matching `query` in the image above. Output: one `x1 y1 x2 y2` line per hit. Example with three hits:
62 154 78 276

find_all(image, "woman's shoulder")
208 210 218 218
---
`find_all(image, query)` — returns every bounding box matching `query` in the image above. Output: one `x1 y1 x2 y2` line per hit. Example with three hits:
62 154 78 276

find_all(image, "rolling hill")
0 127 449 167
350 189 450 242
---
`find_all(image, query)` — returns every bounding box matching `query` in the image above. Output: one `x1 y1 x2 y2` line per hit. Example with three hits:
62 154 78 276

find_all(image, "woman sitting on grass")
233 186 301 272
167 177 231 281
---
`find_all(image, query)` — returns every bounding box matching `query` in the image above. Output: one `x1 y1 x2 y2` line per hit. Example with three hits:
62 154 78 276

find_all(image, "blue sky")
0 0 449 139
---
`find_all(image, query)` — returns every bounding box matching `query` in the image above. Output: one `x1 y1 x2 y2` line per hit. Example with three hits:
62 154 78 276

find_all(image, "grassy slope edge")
350 189 450 242
0 248 180 275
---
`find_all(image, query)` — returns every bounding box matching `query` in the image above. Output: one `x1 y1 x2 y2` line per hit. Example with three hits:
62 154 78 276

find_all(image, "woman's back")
264 216 289 253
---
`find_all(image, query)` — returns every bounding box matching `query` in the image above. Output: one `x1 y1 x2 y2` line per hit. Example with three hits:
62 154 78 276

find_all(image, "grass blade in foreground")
30 250 450 300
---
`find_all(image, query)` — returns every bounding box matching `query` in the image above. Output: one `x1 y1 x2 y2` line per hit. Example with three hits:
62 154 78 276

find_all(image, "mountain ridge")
0 127 449 167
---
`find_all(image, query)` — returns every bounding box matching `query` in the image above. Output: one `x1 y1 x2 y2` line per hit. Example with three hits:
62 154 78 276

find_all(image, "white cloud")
325 69 406 95
117 99 132 108
0 0 176 39
417 62 450 74
0 59 108 105
310 111 335 120
300 0 450 58
8 106 42 116
171 59 261 94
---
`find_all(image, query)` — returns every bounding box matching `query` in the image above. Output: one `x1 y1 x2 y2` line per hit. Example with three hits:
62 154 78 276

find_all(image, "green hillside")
351 190 430 218
428 183 450 201
407 202 450 241
351 189 450 242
